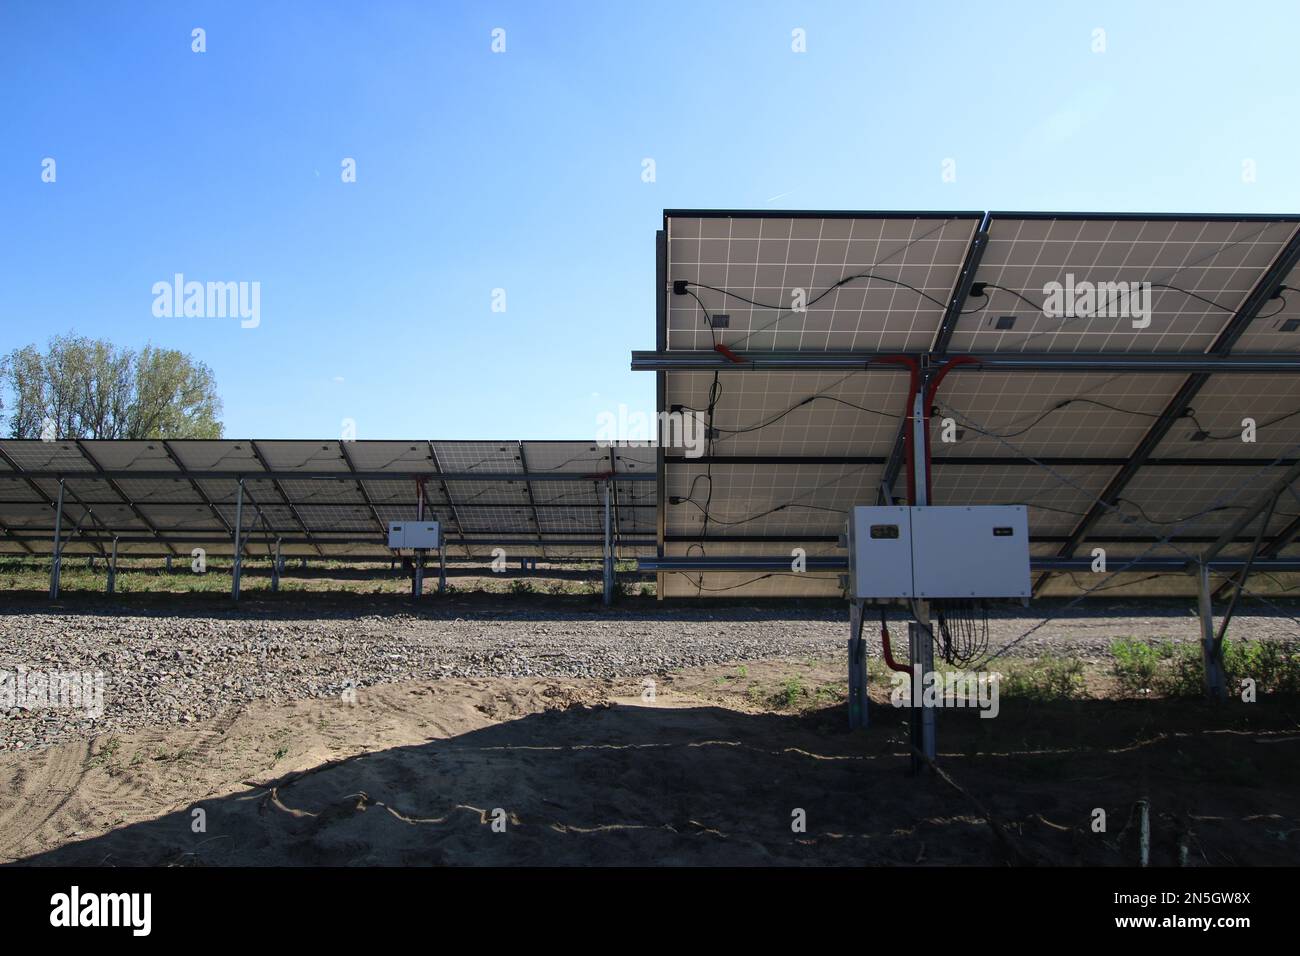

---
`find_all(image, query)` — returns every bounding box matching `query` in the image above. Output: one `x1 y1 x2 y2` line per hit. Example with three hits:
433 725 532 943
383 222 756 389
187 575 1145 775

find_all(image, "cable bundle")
933 599 990 666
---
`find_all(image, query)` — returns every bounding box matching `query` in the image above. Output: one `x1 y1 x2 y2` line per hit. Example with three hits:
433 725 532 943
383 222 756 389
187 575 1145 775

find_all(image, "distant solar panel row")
0 440 656 560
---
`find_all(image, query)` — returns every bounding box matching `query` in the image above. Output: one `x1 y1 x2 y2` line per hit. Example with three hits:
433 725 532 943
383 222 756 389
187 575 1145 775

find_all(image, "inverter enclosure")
387 520 441 550
911 505 1030 598
847 506 914 599
847 505 1030 599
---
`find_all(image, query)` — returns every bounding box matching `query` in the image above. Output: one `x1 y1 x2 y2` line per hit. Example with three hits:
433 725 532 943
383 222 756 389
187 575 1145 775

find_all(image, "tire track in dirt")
0 739 91 861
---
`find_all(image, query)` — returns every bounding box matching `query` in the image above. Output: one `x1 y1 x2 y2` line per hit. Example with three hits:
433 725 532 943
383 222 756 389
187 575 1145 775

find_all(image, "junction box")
387 520 442 550
846 505 1030 599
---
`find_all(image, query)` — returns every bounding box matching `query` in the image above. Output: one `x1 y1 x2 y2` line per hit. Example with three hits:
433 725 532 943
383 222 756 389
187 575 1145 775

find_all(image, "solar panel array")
654 210 1300 598
0 440 655 561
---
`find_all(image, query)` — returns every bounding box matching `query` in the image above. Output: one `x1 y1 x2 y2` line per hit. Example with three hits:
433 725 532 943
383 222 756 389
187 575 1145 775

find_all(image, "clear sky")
2 1 1298 440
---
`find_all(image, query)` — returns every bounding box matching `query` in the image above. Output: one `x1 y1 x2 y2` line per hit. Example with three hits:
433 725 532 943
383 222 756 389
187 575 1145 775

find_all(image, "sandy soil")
4 659 1298 867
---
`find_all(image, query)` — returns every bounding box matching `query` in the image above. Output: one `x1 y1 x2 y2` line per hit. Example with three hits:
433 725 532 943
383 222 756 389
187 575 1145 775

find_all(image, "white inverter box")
848 505 1029 599
387 521 442 550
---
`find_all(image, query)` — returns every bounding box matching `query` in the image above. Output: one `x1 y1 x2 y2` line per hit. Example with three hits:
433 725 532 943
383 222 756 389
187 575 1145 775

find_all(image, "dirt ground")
4 658 1298 867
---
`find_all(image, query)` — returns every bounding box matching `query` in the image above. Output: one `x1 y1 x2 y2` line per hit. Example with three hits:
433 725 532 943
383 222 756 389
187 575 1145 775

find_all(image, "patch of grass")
507 579 536 595
997 658 1086 701
773 676 805 709
736 664 749 679
1158 639 1300 697
1110 639 1162 695
1224 640 1300 694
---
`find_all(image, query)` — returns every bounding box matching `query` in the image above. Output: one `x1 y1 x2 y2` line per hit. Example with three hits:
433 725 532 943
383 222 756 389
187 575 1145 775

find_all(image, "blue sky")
2 1 1298 439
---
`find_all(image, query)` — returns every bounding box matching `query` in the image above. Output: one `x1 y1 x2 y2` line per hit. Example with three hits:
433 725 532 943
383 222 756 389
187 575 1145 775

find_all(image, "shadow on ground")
10 691 1300 867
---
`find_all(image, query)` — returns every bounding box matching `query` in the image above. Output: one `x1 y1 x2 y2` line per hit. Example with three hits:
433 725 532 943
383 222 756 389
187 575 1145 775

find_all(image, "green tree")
0 334 222 439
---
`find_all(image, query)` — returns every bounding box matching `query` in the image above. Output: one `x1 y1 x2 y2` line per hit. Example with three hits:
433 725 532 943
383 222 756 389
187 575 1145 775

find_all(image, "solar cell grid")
432 442 522 473
0 441 95 472
0 478 42 502
1149 374 1300 460
928 464 1114 536
537 507 603 534
664 369 906 457
1090 464 1298 540
666 462 880 539
135 504 226 530
666 214 978 353
949 216 1298 354
254 440 351 472
444 479 531 506
339 441 437 472
33 477 122 504
530 480 600 507
451 505 533 534
79 440 177 471
934 371 1187 459
519 442 610 474
114 477 204 504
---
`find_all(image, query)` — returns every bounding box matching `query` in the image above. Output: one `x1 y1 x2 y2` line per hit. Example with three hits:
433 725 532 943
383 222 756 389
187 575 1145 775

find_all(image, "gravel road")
2 596 1296 750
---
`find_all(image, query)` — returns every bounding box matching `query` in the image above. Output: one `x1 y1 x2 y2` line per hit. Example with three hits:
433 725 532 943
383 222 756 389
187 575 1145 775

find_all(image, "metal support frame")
49 479 65 600
847 601 868 729
607 446 622 567
630 350 1300 373
413 479 426 599
602 479 614 605
655 227 668 602
909 387 936 767
231 478 244 602
1203 464 1300 564
516 441 548 561
880 219 989 503
271 537 282 592
106 536 118 594
909 620 936 772
931 219 990 355
1197 563 1227 700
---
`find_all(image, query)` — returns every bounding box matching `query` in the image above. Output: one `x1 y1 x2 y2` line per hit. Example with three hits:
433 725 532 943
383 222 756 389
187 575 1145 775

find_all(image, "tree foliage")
0 335 223 439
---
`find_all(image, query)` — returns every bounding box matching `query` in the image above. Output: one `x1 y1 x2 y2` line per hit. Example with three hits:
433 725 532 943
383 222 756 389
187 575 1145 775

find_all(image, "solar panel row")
651 210 1300 598
0 440 656 561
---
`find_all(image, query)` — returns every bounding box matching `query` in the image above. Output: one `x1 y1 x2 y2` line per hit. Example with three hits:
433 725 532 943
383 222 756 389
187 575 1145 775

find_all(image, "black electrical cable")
942 396 1300 444
1185 407 1300 441
665 569 818 592
933 600 989 666
945 397 1161 440
710 394 901 436
684 371 723 594
683 274 951 314
674 497 846 528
